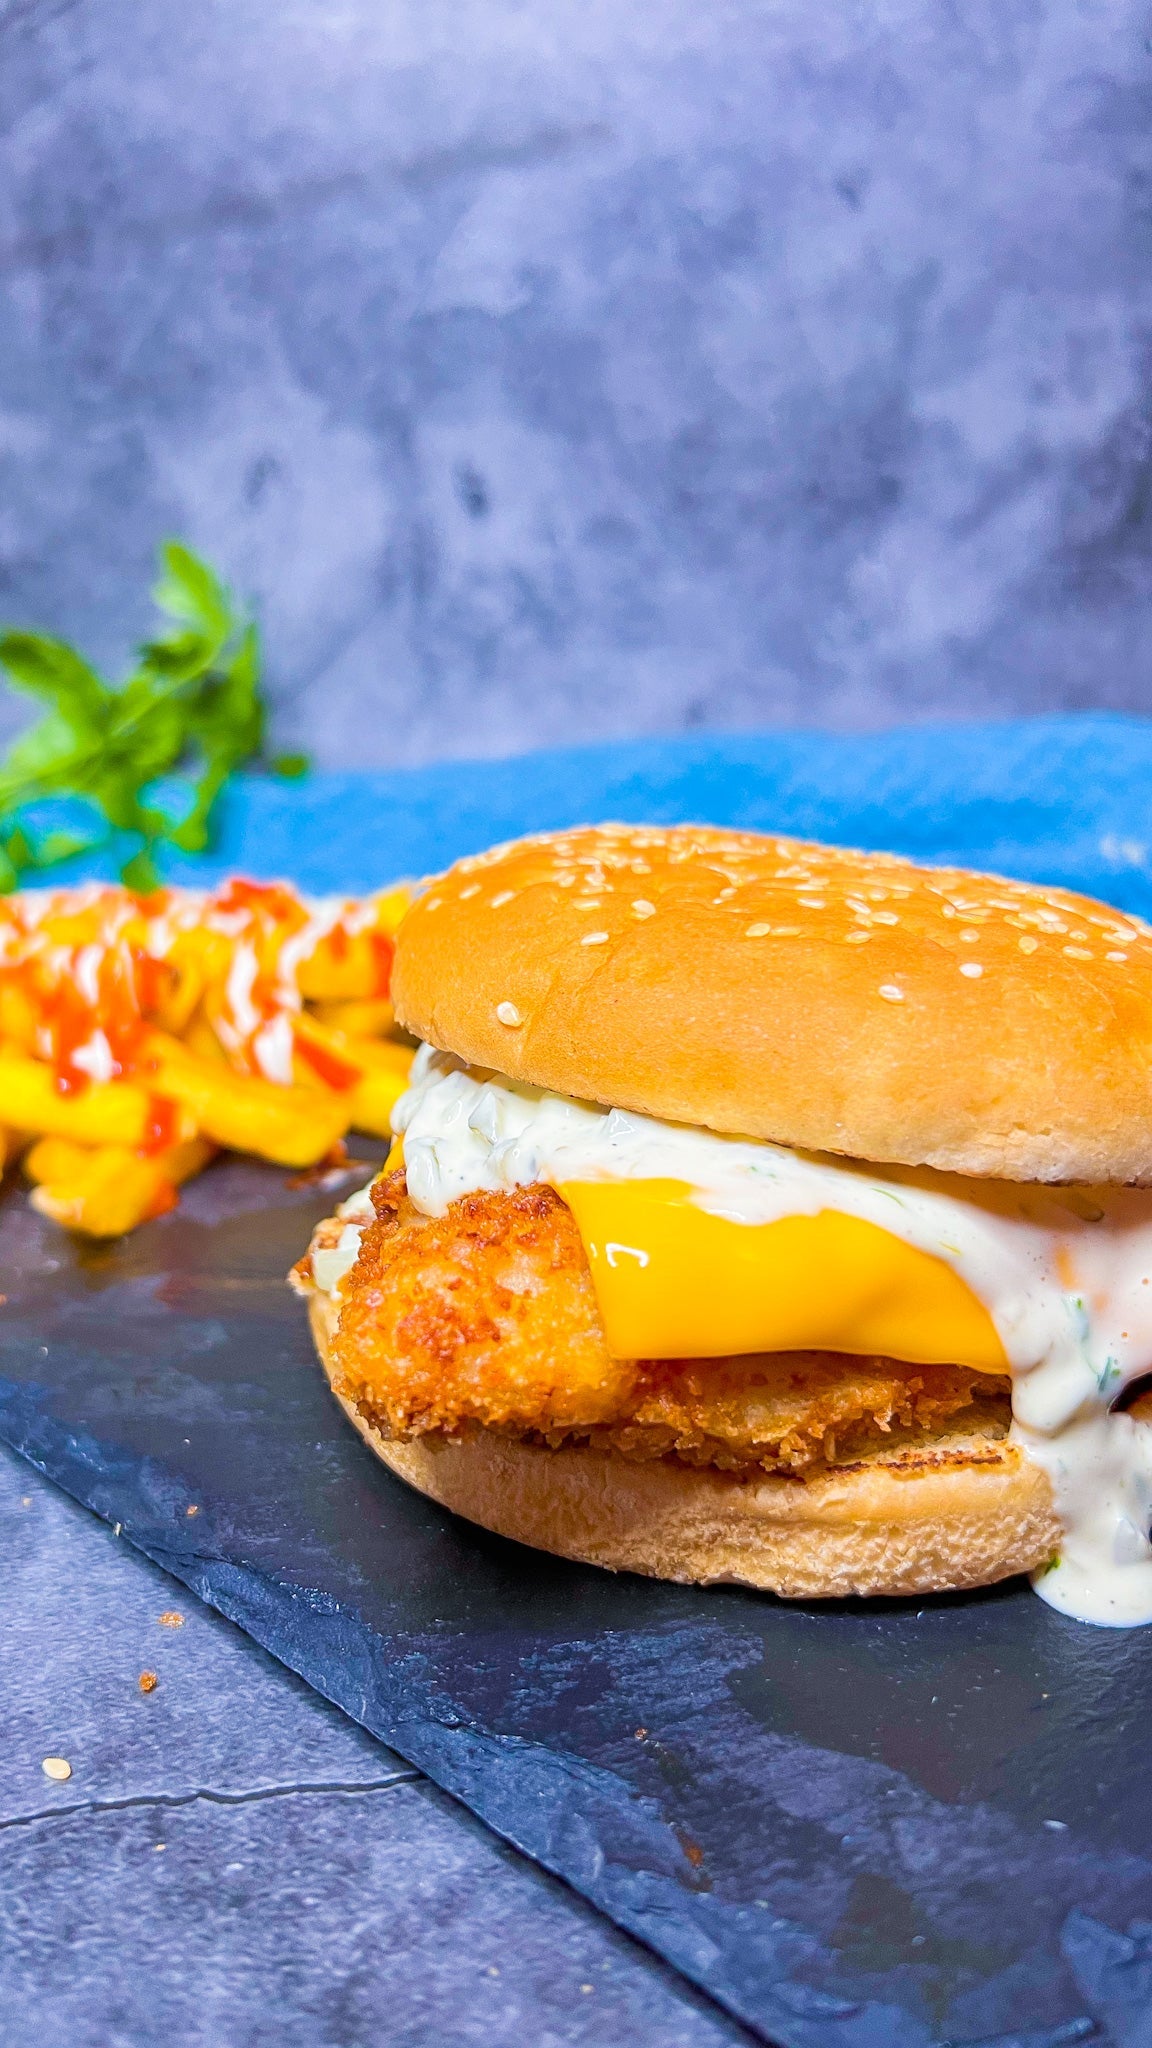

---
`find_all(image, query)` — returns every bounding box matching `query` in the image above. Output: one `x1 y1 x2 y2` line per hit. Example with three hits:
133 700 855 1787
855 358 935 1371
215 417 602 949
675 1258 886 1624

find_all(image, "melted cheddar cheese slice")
558 1177 1008 1369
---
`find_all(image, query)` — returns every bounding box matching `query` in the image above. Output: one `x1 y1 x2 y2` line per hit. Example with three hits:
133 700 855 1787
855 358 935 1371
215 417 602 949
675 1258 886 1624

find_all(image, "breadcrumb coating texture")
328 1175 1011 1477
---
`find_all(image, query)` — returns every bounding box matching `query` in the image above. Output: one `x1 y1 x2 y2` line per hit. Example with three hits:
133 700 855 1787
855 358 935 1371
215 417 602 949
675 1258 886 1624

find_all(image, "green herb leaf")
0 633 108 730
0 543 299 889
151 541 233 648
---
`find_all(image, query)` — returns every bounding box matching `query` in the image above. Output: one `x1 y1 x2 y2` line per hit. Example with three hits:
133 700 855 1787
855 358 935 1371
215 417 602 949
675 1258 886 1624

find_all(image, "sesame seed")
878 984 904 1003
959 929 980 943
797 897 826 909
870 910 899 925
1018 936 1039 954
713 889 736 903
424 897 442 912
844 930 871 945
959 961 984 978
459 884 480 900
631 900 655 918
490 891 515 909
1107 950 1128 963
581 931 610 946
495 1002 522 1027
1064 945 1093 961
744 923 772 938
41 1757 71 1781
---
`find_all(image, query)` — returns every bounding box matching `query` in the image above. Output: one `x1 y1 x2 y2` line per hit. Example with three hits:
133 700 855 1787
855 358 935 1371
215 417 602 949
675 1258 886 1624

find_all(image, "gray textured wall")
1 0 1151 767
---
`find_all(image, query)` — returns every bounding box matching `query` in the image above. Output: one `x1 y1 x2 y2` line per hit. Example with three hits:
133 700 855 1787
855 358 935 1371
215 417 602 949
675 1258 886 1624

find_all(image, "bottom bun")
310 1297 1059 1599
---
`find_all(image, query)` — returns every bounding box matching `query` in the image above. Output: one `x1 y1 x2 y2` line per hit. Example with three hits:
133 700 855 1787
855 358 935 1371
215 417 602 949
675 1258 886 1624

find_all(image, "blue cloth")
42 714 1152 918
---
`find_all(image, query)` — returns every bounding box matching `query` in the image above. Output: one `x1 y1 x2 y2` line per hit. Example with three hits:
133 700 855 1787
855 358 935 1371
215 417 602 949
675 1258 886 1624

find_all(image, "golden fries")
0 1052 178 1147
345 1068 411 1140
147 1031 350 1168
306 997 399 1038
25 1135 215 1238
291 1014 415 1139
0 875 417 1235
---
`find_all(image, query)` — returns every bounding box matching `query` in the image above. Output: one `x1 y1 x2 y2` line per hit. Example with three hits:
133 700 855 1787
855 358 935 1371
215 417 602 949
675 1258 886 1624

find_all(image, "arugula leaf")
0 543 308 890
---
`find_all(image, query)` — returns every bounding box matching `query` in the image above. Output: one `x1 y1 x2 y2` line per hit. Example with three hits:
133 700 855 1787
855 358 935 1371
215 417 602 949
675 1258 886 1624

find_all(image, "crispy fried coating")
568 1357 1010 1477
330 1175 633 1433
325 1175 1011 1478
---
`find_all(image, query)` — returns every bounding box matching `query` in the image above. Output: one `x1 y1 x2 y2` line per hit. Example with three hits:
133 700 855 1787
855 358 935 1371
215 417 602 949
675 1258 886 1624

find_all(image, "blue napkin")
144 713 1152 914
28 712 1152 912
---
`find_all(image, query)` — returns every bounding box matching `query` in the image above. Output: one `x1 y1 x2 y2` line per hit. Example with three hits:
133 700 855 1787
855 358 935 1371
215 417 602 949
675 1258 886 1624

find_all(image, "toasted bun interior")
310 1295 1058 1599
391 824 1152 1182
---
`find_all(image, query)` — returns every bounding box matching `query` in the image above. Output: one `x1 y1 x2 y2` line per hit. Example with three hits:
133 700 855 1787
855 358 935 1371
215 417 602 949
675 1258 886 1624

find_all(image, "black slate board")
1 1154 1151 2048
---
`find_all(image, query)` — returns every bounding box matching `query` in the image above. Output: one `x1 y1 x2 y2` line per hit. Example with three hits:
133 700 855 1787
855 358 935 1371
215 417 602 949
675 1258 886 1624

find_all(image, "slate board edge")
0 1398 828 2048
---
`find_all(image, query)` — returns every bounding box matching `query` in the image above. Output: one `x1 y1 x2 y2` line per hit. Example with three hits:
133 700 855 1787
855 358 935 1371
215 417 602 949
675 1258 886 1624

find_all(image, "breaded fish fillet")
314 1173 1012 1479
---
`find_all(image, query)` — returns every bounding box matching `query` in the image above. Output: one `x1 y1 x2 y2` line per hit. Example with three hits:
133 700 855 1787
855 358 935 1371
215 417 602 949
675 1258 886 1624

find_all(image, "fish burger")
294 825 1152 1625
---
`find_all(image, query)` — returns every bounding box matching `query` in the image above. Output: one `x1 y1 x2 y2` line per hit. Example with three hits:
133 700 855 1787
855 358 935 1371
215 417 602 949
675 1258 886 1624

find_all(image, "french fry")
146 1032 349 1166
0 981 38 1054
292 1014 412 1080
306 998 399 1039
181 1008 231 1066
294 888 412 1001
0 1052 194 1148
345 1038 413 1138
0 877 414 1234
24 1135 215 1239
370 885 414 934
294 933 391 1002
291 1016 413 1138
344 1068 410 1139
146 936 208 1035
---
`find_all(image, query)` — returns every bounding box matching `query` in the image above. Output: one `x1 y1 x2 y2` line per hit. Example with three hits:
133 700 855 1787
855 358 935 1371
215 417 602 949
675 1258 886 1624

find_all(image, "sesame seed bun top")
390 824 1152 1183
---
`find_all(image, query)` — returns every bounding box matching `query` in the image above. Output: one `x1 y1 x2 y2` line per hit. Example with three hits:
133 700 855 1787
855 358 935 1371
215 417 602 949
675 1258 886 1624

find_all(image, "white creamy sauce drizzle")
374 1045 1152 1627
